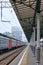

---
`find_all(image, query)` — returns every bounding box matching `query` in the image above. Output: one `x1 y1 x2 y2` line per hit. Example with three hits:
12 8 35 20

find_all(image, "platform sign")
8 40 12 48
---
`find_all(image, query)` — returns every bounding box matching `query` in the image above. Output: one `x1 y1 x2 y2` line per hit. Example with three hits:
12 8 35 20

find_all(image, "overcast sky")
0 0 28 42
0 0 22 33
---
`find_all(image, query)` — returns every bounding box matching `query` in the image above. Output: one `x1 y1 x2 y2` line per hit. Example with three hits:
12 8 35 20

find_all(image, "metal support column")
34 0 41 64
36 13 40 65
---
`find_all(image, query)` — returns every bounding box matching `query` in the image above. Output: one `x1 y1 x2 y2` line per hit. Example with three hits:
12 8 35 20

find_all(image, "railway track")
0 46 26 65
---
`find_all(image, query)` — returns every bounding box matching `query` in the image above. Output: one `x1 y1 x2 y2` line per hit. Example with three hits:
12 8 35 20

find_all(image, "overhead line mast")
0 1 12 22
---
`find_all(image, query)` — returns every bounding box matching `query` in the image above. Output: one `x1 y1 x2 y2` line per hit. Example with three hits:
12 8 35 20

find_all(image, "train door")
8 39 12 49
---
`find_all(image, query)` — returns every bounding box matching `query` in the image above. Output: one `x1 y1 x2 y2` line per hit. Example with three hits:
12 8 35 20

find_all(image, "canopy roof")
10 0 43 41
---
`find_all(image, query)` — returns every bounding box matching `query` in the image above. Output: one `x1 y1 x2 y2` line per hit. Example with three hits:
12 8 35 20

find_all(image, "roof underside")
10 0 43 41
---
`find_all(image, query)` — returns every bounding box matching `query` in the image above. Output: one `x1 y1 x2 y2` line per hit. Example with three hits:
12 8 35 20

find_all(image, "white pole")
36 13 40 65
33 27 36 56
30 28 36 56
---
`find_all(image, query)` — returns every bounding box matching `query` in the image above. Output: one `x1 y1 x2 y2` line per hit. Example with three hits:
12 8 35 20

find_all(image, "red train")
0 33 25 50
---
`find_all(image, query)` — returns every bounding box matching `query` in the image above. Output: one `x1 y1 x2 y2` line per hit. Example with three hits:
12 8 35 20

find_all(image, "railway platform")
18 46 36 65
9 45 43 65
19 46 43 65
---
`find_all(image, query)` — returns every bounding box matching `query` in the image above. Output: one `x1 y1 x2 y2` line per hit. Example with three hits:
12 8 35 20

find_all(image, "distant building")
11 26 22 40
4 32 15 38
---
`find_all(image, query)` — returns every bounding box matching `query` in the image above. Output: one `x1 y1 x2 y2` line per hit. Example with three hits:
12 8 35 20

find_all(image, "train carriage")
0 33 25 50
0 36 8 49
